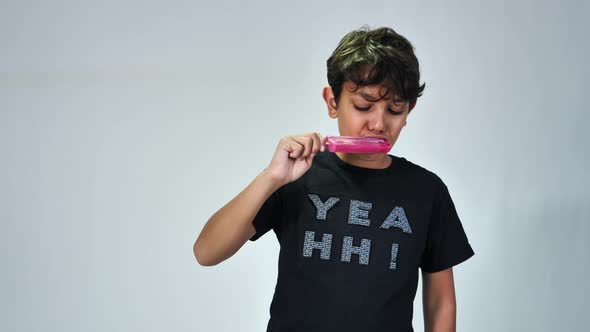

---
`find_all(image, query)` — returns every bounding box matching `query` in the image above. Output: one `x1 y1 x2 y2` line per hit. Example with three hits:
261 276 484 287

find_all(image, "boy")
194 25 474 332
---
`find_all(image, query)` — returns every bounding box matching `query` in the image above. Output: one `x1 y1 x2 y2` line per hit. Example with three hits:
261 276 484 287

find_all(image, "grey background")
1 0 589 331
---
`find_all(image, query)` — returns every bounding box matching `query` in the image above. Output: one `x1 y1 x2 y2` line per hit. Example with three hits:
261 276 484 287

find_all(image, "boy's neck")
335 152 392 169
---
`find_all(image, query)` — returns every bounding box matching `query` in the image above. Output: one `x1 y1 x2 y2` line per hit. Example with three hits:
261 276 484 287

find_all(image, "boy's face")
323 81 416 153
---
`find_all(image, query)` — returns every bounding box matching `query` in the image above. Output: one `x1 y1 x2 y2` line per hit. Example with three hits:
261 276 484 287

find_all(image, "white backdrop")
1 0 589 331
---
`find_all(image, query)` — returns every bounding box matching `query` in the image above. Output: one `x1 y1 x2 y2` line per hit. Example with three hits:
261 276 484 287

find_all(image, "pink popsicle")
324 136 391 153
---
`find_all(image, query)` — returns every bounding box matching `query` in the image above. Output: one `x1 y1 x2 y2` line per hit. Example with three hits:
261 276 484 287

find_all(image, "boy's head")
322 25 425 151
325 25 425 110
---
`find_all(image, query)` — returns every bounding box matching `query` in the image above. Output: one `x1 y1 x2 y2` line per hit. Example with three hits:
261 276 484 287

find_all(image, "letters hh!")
304 194 413 270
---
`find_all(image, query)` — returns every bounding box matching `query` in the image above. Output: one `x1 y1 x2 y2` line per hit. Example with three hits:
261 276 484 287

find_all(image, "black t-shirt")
249 150 474 332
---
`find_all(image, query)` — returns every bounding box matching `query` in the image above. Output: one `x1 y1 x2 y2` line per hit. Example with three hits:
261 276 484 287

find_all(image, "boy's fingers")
310 132 322 155
285 133 324 159
316 132 325 153
300 136 313 157
285 137 304 158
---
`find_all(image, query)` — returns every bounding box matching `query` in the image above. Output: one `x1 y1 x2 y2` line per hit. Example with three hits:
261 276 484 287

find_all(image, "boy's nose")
368 109 387 132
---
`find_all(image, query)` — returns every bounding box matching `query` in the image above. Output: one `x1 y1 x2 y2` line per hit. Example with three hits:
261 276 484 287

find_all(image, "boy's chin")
350 152 389 158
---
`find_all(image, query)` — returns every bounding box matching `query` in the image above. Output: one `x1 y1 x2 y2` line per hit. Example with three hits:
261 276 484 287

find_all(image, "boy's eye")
354 105 403 115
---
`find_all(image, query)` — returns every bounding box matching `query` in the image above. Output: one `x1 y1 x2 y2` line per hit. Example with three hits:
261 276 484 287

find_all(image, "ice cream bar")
324 136 391 153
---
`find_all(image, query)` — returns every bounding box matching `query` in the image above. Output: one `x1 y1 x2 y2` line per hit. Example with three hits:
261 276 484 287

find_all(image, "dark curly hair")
326 25 426 111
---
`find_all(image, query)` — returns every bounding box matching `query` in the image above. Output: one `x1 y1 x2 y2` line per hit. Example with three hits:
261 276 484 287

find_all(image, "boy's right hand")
263 132 325 187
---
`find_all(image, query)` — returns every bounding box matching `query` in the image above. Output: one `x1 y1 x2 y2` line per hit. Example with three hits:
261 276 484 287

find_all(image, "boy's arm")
194 132 324 266
422 267 457 332
193 170 282 266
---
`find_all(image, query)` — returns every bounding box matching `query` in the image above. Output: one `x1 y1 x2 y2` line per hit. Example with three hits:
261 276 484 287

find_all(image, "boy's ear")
403 99 415 127
323 86 338 118
409 99 417 112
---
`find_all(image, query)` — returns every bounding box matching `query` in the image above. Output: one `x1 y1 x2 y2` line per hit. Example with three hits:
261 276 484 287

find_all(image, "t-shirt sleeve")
249 188 282 242
420 179 475 273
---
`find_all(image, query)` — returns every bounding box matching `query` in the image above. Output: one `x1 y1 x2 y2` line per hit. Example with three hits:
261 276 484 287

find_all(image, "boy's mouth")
363 135 389 140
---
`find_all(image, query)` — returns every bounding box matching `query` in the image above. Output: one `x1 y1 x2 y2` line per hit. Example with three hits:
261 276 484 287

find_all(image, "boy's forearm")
193 170 283 266
423 300 456 332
